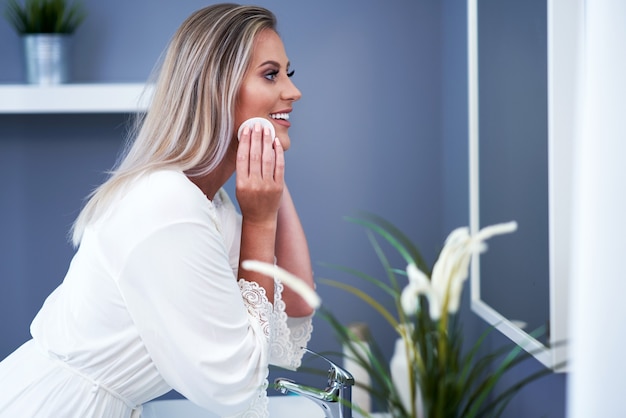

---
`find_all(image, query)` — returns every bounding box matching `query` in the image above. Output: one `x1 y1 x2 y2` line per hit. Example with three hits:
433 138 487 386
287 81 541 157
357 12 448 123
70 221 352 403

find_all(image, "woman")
0 4 314 417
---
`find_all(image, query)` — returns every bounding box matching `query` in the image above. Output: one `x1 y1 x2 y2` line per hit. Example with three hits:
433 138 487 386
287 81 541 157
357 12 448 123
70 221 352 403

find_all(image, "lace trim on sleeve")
237 278 314 370
287 315 314 353
269 280 314 370
235 276 314 417
235 279 272 418
238 279 272 341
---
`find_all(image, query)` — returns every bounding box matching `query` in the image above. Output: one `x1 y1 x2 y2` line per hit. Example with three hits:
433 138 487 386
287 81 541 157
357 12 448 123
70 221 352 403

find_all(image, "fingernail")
264 127 270 136
254 123 261 132
243 126 250 135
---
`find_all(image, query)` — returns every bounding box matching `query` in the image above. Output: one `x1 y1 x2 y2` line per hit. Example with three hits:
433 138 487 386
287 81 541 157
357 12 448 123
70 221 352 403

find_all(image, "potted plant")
4 0 86 84
244 214 560 417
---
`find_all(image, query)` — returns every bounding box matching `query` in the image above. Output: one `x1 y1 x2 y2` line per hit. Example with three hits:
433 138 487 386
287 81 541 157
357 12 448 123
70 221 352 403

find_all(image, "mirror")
468 0 577 370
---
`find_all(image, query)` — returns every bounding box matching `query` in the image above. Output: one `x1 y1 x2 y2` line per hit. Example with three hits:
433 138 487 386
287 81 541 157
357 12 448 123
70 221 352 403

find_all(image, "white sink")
141 396 389 417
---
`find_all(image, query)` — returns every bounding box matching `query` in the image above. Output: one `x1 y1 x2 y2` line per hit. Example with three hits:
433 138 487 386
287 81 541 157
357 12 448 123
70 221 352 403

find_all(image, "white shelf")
0 83 152 114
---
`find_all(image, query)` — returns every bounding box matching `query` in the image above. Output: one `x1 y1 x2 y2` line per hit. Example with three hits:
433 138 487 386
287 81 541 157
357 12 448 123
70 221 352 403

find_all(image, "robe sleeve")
117 221 271 417
118 222 313 418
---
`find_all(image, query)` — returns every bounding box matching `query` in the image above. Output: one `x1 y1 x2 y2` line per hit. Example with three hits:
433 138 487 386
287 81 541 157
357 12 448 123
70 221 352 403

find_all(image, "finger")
273 137 285 184
236 126 251 178
248 123 263 177
261 126 276 179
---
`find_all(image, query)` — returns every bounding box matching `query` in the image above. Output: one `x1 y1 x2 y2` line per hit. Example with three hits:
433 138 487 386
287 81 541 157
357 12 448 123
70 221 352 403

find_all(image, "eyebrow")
257 60 291 69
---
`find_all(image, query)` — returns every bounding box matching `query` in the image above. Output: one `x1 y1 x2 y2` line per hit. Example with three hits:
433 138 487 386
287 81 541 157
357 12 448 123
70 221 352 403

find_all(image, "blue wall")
0 1 565 416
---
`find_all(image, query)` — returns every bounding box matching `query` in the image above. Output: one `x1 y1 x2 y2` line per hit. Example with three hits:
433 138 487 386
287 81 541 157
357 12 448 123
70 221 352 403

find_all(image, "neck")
188 145 237 200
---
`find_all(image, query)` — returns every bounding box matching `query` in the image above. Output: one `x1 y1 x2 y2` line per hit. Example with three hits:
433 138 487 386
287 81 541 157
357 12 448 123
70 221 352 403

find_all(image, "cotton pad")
237 117 276 141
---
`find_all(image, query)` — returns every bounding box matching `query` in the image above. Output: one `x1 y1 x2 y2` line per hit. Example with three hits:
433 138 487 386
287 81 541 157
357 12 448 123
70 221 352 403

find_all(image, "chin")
278 135 291 151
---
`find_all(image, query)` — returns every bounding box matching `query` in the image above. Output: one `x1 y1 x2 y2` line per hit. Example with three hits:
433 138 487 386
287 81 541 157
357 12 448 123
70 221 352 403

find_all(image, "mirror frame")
468 0 578 371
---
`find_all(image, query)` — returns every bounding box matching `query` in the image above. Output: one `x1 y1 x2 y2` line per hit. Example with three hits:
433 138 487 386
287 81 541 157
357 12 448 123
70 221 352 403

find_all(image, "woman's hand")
235 123 284 226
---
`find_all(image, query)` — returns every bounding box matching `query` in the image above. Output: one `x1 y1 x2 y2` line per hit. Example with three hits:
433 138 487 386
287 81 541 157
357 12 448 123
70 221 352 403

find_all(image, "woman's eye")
263 69 295 81
264 70 279 81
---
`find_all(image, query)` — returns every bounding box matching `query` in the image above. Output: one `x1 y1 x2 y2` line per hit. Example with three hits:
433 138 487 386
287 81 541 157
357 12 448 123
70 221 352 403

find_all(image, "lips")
269 111 291 128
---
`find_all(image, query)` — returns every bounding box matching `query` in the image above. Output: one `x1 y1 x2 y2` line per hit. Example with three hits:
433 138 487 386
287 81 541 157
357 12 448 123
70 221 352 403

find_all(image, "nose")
282 77 302 102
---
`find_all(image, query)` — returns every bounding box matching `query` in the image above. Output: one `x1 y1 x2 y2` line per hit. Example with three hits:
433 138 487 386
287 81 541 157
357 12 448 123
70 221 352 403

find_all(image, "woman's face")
235 29 302 150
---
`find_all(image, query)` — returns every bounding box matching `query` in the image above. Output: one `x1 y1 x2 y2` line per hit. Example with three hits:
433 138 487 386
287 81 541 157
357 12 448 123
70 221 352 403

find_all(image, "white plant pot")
390 338 424 418
23 34 72 85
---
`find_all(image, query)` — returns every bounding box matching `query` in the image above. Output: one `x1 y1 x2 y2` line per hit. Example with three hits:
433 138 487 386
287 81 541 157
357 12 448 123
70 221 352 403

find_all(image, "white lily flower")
241 260 321 309
401 221 517 320
475 221 518 242
401 263 434 316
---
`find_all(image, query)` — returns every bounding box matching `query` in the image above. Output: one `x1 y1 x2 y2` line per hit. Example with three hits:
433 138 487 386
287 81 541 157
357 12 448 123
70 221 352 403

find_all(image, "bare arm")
275 185 315 317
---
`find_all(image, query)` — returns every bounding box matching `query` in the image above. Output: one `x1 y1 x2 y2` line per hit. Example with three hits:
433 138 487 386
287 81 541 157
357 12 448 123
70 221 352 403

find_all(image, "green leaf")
319 278 399 330
345 213 431 275
318 262 398 298
3 0 86 34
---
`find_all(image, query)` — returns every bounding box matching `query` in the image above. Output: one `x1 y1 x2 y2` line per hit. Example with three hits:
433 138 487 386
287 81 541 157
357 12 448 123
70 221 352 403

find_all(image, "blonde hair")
71 3 277 246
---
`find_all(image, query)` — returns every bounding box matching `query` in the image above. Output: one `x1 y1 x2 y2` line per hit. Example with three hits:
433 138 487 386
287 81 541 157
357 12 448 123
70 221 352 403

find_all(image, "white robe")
0 170 313 418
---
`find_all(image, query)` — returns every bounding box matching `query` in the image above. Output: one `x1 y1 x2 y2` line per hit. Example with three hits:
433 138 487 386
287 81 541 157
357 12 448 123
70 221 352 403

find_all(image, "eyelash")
265 69 295 81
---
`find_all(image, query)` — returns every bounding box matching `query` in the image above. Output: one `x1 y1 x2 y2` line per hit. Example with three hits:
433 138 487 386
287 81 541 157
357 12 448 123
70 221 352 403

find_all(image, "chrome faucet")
274 348 354 418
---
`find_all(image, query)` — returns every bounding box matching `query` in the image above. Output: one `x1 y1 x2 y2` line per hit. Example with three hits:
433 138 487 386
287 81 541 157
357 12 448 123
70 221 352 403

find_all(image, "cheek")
239 83 273 115
235 87 254 127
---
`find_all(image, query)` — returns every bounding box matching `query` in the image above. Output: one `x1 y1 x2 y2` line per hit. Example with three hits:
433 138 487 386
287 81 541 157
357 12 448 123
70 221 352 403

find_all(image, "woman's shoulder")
131 169 198 199
86 170 220 274
142 169 196 192
115 169 210 225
